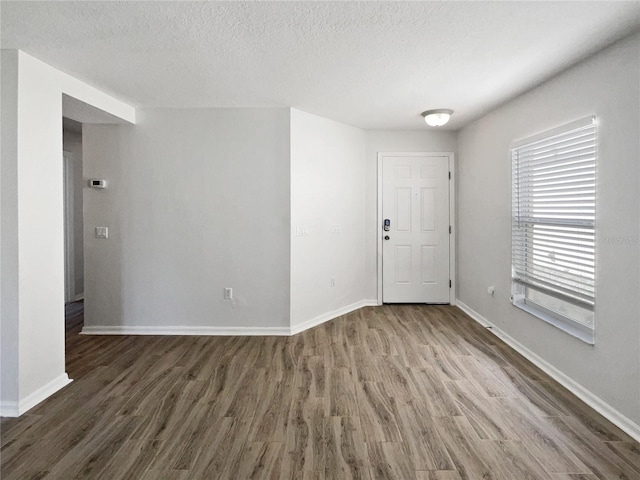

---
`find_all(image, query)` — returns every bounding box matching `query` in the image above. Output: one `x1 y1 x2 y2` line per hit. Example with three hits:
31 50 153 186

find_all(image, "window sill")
512 300 595 345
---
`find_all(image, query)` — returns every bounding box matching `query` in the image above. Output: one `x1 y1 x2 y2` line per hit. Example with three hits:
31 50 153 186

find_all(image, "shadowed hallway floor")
1 304 638 479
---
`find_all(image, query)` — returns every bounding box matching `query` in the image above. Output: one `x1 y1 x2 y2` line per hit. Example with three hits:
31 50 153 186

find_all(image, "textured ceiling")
2 1 639 130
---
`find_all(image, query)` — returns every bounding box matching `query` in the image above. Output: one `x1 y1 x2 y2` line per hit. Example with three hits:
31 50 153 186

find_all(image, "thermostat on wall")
89 179 107 189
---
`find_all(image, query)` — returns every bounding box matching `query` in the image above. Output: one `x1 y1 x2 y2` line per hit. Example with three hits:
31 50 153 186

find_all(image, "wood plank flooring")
1 304 638 479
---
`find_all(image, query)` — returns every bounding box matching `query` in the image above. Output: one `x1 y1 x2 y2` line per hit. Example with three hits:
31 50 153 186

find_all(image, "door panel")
382 155 450 303
420 246 437 283
421 188 436 231
394 246 412 284
395 188 412 231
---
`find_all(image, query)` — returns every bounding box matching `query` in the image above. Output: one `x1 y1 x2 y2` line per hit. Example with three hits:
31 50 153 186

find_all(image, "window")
511 116 596 344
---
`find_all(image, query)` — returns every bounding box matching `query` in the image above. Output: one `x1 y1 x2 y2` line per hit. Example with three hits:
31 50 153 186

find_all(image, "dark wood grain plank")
546 416 640 479
2 303 637 480
444 380 518 440
324 416 370 480
367 442 416 480
480 439 553 480
495 398 590 474
415 471 463 480
327 367 358 417
354 381 402 442
433 416 497 480
394 399 455 470
236 441 285 480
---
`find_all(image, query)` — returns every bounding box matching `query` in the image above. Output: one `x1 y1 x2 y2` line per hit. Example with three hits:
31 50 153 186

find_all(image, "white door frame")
63 151 75 304
377 152 456 305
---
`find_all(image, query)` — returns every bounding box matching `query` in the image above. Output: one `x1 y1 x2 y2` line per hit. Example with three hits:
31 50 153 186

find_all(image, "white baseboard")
290 299 378 336
0 373 72 417
81 325 291 336
83 300 381 338
456 300 640 442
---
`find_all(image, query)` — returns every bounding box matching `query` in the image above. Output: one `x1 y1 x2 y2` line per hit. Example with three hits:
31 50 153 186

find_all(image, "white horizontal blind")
512 117 596 311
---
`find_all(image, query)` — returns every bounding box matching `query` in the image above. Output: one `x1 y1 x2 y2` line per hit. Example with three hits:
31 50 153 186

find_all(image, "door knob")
384 235 390 240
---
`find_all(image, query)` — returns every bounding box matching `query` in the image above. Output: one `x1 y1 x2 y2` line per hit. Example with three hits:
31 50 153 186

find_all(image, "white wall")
1 50 21 408
82 108 291 332
364 130 457 300
63 129 84 297
457 33 640 427
0 50 134 415
290 109 367 328
82 111 459 332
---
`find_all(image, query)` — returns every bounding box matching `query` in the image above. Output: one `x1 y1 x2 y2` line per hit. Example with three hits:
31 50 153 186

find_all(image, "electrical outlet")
95 227 108 239
224 287 233 300
331 224 341 233
296 226 308 236
487 286 495 296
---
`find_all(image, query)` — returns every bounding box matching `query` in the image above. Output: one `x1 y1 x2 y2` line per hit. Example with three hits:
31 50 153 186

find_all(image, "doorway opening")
63 117 85 333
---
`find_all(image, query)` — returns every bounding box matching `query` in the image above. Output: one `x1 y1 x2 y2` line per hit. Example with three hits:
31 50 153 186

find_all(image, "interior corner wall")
82 108 291 332
290 109 367 328
457 32 640 426
0 50 134 415
364 130 458 301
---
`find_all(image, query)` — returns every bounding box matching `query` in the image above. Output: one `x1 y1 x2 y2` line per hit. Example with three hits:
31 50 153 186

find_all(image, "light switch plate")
95 227 108 239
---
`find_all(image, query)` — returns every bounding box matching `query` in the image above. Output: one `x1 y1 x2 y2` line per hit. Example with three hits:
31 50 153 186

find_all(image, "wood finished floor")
1 303 638 480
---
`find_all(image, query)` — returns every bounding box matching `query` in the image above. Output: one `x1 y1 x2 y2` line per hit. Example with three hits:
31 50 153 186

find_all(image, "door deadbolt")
384 235 390 240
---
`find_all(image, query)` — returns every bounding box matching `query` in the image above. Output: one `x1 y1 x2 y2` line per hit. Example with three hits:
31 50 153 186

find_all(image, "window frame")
511 116 597 344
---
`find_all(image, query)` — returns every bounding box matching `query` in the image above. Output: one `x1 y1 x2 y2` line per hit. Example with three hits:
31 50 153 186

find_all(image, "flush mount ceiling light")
421 109 454 127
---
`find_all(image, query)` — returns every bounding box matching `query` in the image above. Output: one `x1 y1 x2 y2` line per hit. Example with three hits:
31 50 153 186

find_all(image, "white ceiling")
2 1 639 130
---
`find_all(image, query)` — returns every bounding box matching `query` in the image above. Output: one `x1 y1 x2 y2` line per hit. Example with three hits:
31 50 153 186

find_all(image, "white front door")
381 154 450 303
